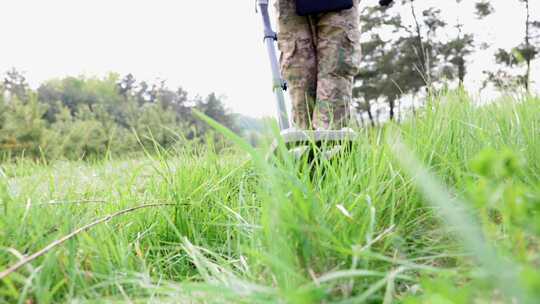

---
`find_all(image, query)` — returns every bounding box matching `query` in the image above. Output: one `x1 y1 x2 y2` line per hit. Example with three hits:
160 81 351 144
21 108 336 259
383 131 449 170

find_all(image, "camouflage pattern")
276 0 361 129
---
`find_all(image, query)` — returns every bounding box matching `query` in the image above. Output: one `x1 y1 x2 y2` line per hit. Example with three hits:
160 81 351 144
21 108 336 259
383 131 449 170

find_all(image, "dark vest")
295 0 354 16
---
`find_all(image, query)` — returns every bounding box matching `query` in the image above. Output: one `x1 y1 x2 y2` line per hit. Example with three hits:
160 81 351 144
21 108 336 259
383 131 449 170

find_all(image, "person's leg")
313 0 361 129
276 0 317 129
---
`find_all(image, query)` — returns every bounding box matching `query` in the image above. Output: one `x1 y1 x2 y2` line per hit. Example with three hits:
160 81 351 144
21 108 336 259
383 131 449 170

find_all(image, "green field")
1 92 539 303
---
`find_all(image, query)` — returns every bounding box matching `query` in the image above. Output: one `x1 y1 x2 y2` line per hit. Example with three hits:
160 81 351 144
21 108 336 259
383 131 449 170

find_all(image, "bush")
0 72 239 161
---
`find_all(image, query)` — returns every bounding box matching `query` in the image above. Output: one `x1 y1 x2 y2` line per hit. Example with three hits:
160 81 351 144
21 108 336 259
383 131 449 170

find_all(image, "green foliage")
475 1 494 19
468 148 540 246
470 148 523 180
0 71 238 160
0 94 50 157
0 93 538 303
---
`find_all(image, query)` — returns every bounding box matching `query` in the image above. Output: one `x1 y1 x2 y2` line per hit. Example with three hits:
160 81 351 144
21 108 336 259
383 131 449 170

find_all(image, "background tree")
475 0 494 19
193 93 237 135
0 72 241 159
439 0 476 86
117 73 137 103
438 0 495 87
520 0 539 92
355 0 498 124
355 1 448 122
0 94 49 155
3 68 29 102
484 0 539 92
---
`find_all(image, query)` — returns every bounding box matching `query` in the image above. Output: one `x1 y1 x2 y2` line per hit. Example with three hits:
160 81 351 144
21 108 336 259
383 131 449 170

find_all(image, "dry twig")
0 203 175 280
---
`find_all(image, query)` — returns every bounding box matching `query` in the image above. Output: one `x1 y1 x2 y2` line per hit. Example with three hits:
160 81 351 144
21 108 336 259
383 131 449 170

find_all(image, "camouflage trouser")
276 0 361 129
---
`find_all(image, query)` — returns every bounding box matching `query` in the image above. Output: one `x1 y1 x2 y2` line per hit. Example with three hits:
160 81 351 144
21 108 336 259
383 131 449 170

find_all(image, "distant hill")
232 113 268 134
232 114 274 146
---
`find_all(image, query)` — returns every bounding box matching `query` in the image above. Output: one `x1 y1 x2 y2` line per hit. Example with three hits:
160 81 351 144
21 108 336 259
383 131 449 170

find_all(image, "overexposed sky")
0 0 538 117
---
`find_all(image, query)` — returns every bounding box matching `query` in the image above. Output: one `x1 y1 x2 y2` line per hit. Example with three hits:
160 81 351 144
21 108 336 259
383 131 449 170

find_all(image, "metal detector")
256 0 358 155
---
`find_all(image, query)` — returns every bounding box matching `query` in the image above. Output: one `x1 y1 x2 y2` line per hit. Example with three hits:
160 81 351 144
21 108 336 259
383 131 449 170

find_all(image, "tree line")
1 0 537 160
0 70 240 160
355 0 539 124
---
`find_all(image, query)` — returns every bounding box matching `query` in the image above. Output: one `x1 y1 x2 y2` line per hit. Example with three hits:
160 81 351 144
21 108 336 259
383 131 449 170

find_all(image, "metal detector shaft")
257 0 290 130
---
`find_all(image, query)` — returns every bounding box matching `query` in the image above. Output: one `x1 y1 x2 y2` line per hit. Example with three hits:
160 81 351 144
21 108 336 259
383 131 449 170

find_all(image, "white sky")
0 0 538 117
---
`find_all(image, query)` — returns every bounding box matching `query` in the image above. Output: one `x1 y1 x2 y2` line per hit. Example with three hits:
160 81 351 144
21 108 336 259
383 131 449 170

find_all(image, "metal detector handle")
257 0 291 130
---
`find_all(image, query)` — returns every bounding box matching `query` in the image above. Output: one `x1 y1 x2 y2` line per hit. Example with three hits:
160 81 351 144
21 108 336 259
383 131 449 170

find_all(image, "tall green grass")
0 92 539 303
